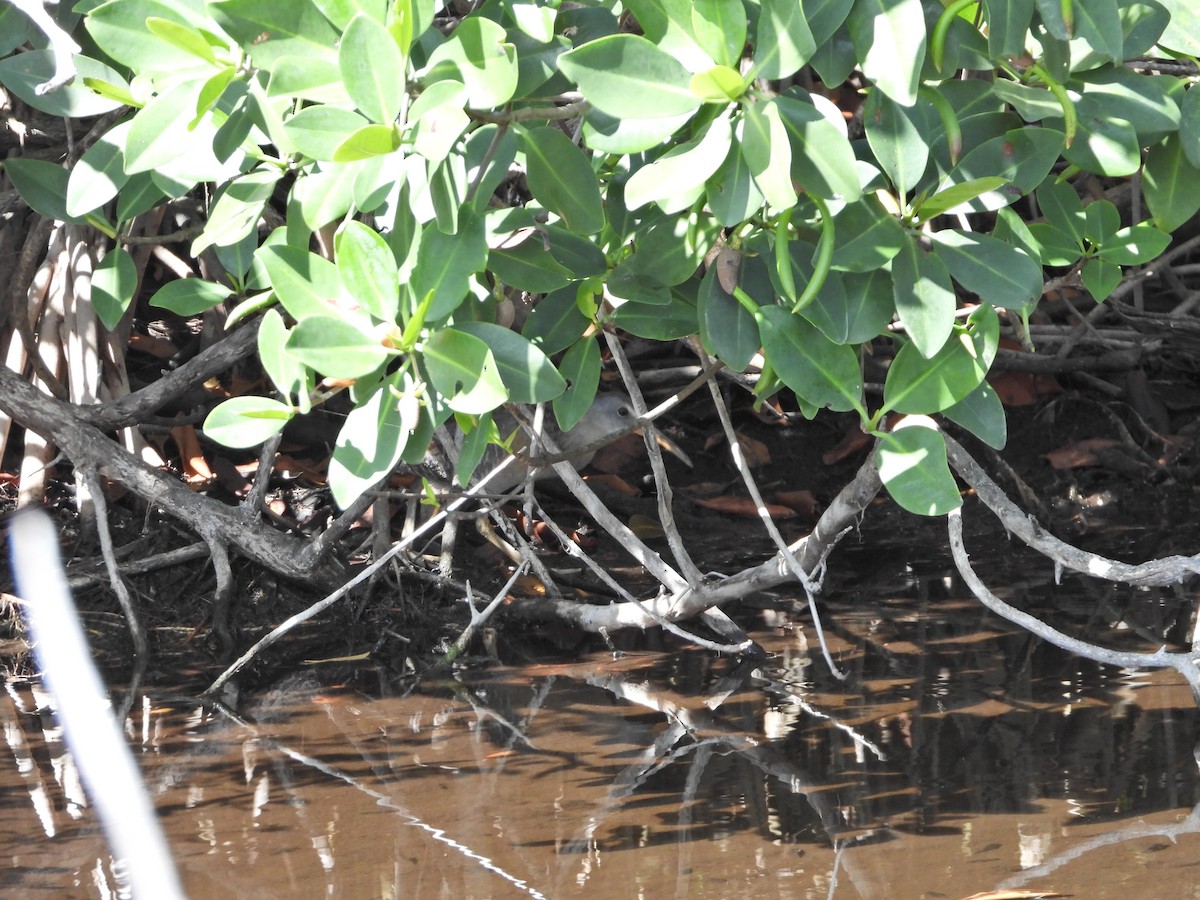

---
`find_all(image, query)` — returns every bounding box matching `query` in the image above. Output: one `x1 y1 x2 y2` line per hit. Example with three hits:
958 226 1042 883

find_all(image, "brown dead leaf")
127 331 177 359
772 489 821 521
169 424 214 486
583 472 640 495
823 425 872 465
693 495 797 518
628 513 665 540
702 431 771 467
960 891 1066 900
1044 438 1121 470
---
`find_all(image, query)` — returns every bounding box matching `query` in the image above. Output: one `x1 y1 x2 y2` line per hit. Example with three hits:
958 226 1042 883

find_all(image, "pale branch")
944 434 1200 586
947 508 1200 698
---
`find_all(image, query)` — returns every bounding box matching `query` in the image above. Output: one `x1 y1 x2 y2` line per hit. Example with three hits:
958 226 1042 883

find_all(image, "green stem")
774 209 797 307
792 194 833 313
931 0 978 72
919 85 963 165
1028 63 1077 147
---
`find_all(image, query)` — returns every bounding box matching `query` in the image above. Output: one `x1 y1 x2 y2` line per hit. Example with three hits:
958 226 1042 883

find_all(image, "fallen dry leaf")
703 431 772 467
693 495 797 518
823 425 872 465
627 513 665 540
1044 438 1121 470
583 472 640 495
772 489 822 521
169 424 214 486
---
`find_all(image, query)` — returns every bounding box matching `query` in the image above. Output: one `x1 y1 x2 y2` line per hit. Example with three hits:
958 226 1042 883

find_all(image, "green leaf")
623 0 713 70
775 92 861 201
88 0 215 71
1072 67 1179 144
422 328 509 414
210 0 341 67
4 158 82 224
456 322 567 403
1072 0 1123 62
625 115 732 211
942 380 1006 449
692 0 747 67
559 34 700 119
64 121 129 218
282 106 369 161
877 417 961 516
191 167 282 257
697 263 759 372
891 236 957 359
740 101 798 210
407 81 471 162
758 305 862 412
1083 199 1120 245
292 160 360 230
1035 179 1087 245
521 127 605 234
1096 222 1171 265
1143 133 1200 232
522 288 590 355
864 89 930 198
421 16 517 108
690 65 746 102
145 16 218 64
336 220 399 321
938 127 1065 212
1158 0 1200 55
754 0 816 79
148 279 233 315
91 248 138 331
931 230 1043 309
409 212 488 321
340 13 407 124
848 0 927 107
260 244 349 321
268 56 352 104
1028 223 1083 267
1181 82 1200 169
983 0 1034 60
553 338 602 431
706 138 765 226
1063 107 1140 177
830 195 906 273
609 294 699 340
580 108 695 154
0 52 128 117
332 124 402 161
489 240 574 293
545 227 607 278
329 373 420 508
203 396 295 449
125 83 213 175
804 268 895 344
1080 257 1122 301
914 177 1011 221
883 304 998 414
257 309 308 403
506 0 557 42
286 316 390 378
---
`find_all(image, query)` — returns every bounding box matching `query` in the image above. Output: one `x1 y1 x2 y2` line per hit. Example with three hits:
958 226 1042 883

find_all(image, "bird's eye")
618 405 631 418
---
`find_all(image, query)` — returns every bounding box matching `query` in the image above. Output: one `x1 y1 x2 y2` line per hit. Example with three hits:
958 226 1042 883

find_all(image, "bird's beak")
635 425 693 469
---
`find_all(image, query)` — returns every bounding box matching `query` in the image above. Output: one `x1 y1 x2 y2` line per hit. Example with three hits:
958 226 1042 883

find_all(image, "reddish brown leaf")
823 425 872 464
169 424 214 486
1044 438 1121 469
693 495 797 518
773 489 821 521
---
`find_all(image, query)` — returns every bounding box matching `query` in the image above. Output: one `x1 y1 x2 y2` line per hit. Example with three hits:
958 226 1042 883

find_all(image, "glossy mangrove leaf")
336 220 399 322
883 304 999 415
1072 0 1123 63
148 279 233 315
625 115 732 211
1027 223 1083 267
522 288 590 356
830 195 906 273
553 337 602 432
753 0 816 79
88 0 214 71
559 35 700 119
4 158 81 224
775 92 861 201
982 0 1034 60
580 108 696 154
804 268 895 345
931 230 1043 309
257 309 307 403
938 127 1064 212
203 396 295 449
545 227 607 278
1181 85 1200 169
740 100 797 210
210 0 341 67
1072 67 1179 144
891 235 958 360
848 0 926 107
91 248 138 331
409 212 488 321
1081 257 1122 302
286 316 391 378
1062 106 1140 177
942 380 1007 450
697 264 759 372
455 322 566 404
66 120 131 218
192 167 282 257
706 138 765 226
522 126 605 234
622 0 713 71
1035 179 1087 246
863 89 930 198
877 417 961 516
283 106 369 162
1143 133 1200 232
260 244 349 321
422 328 509 414
692 0 747 68
421 16 517 109
340 13 406 124
489 241 573 293
1083 199 1121 246
329 373 420 507
1096 222 1172 265
757 305 862 412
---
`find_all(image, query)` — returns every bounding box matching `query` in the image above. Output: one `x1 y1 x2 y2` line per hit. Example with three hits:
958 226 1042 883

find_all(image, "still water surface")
3 536 1199 898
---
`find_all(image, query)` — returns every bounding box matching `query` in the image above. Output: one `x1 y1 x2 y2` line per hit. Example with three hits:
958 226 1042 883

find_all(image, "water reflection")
3 562 1200 898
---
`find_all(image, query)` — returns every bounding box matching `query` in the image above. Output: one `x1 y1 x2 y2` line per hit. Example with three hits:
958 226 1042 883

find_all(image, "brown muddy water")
3 521 1200 899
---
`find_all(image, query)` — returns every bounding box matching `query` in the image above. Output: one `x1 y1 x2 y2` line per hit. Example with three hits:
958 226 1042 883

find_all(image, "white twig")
7 0 80 93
